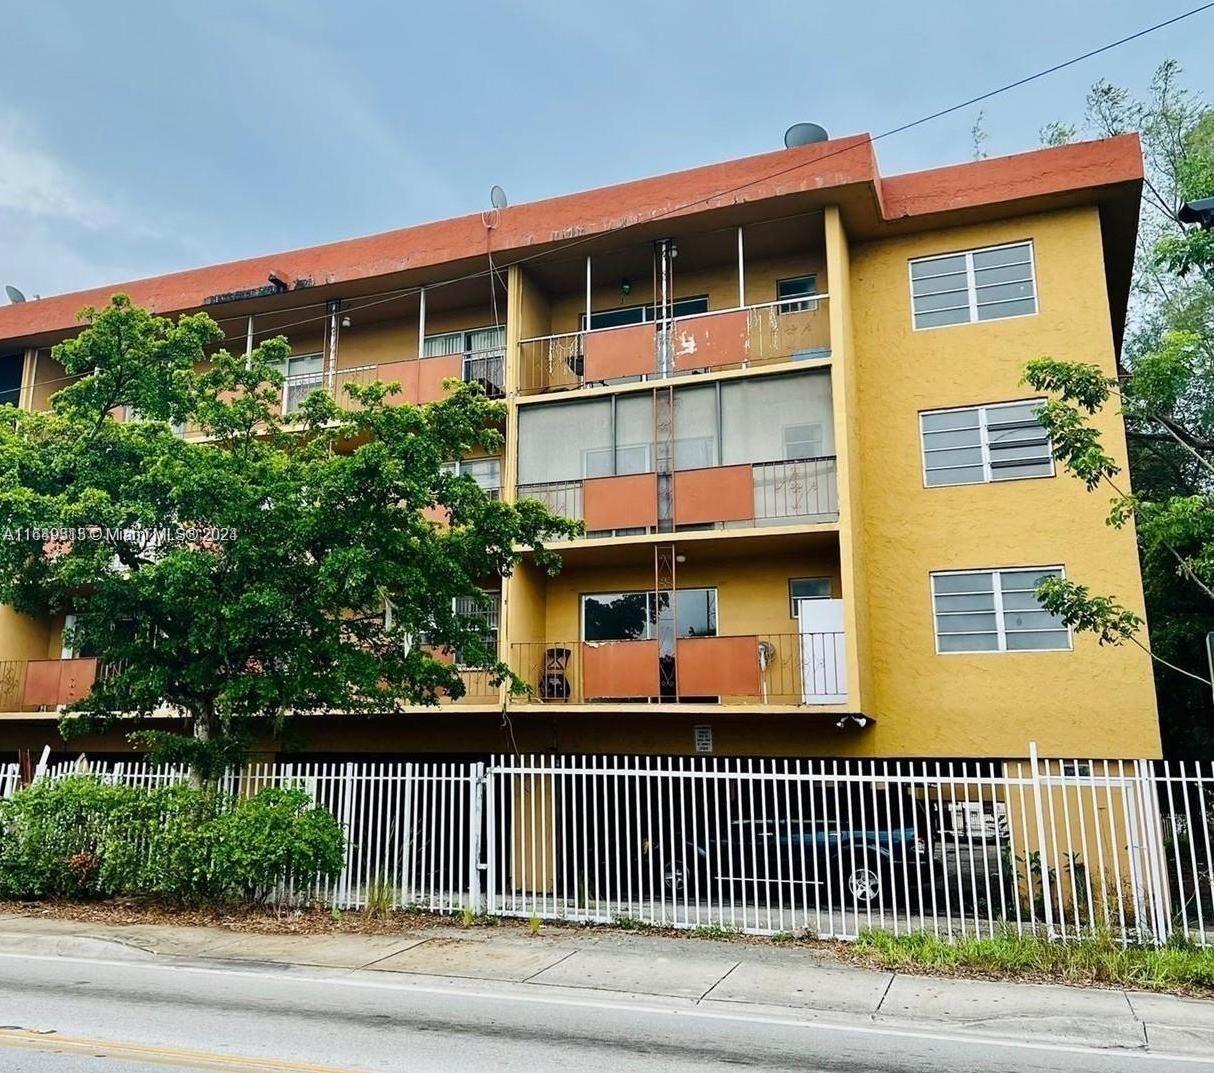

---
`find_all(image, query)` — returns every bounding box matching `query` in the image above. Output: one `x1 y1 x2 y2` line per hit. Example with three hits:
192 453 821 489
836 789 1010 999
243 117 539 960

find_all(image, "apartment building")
0 132 1161 762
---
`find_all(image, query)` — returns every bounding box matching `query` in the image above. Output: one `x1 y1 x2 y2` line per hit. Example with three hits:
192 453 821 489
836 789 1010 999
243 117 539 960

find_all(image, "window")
720 372 834 465
783 423 825 461
424 326 505 397
789 577 831 617
0 353 22 408
931 567 1070 653
921 400 1053 486
453 594 500 666
517 370 835 485
581 589 718 642
582 295 709 331
442 458 501 498
776 275 818 314
910 242 1037 329
277 353 324 413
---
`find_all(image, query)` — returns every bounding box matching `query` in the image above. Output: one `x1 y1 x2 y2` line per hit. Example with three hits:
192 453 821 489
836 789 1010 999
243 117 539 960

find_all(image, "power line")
32 2 1214 357
215 2 1214 348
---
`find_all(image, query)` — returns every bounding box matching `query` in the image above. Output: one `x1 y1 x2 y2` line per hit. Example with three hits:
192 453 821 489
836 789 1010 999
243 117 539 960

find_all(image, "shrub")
0 776 344 905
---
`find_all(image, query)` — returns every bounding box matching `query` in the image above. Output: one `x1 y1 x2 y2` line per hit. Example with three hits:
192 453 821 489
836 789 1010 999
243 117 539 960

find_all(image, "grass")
853 927 1214 995
363 878 396 922
687 924 742 941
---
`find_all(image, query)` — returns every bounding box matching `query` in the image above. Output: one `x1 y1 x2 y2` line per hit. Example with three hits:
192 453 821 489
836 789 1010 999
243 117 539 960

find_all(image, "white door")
796 598 847 704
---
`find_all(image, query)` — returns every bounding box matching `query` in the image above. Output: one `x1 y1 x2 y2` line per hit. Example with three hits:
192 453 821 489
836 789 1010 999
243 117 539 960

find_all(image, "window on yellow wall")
920 400 1054 486
776 275 818 314
788 577 831 617
909 242 1036 329
931 567 1070 653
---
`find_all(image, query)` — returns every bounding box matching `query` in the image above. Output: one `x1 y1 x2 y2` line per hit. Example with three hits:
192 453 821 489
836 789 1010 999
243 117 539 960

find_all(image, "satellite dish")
490 185 509 210
783 122 829 149
4 285 26 304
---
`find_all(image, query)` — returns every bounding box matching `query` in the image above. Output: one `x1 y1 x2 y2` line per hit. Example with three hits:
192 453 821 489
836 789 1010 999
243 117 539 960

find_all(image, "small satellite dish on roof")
4 285 26 304
783 122 829 149
490 185 509 210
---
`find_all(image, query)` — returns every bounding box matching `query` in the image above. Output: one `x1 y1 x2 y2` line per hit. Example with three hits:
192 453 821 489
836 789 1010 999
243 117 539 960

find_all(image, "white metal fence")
12 745 1214 947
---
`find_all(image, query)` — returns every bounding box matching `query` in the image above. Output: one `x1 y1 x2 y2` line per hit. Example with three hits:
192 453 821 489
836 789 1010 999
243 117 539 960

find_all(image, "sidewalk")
2 912 1213 1060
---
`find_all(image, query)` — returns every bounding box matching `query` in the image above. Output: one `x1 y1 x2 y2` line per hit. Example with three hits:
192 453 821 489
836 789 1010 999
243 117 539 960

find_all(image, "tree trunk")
190 703 217 789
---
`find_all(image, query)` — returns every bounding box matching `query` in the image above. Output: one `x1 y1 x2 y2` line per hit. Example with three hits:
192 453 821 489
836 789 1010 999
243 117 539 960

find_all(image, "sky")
1 0 1213 300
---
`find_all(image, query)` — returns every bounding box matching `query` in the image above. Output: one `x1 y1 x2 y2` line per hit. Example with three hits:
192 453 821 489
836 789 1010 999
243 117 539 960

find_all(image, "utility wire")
26 2 1214 360
202 2 1214 349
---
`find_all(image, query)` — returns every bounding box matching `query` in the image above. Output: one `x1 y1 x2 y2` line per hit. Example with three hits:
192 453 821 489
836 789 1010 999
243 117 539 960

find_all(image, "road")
0 949 1207 1073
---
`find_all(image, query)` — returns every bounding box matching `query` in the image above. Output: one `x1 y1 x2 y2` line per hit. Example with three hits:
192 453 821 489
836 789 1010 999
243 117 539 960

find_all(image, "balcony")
0 658 123 712
517 455 838 536
283 347 505 417
510 631 846 707
518 298 830 396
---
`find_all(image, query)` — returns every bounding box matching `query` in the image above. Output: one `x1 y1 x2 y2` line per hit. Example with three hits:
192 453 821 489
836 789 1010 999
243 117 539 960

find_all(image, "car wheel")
847 861 883 905
663 856 689 895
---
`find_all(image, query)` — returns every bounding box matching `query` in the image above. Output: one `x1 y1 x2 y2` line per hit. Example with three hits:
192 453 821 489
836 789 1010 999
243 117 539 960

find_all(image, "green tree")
0 295 579 773
1028 62 1214 756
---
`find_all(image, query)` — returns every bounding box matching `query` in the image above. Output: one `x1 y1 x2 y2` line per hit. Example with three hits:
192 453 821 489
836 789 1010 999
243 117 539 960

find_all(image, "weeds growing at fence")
363 878 395 921
853 927 1214 994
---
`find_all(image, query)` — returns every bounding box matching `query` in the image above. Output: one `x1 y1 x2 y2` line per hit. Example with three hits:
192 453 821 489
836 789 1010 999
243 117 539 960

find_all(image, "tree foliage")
1031 62 1214 755
0 296 580 771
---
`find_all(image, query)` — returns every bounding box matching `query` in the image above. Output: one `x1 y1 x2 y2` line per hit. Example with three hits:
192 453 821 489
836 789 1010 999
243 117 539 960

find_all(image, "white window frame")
930 566 1072 654
909 241 1038 331
919 398 1054 487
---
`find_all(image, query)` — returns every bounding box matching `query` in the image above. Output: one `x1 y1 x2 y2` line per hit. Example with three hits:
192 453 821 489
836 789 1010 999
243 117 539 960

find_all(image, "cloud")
0 109 117 230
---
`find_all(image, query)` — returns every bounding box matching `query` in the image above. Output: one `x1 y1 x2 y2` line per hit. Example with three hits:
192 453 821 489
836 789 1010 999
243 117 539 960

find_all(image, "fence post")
469 762 486 916
1028 742 1056 939
1136 759 1171 946
484 760 496 916
336 762 358 909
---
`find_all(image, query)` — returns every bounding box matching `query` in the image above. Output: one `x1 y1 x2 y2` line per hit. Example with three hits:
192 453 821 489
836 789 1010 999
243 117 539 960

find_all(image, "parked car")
638 783 929 908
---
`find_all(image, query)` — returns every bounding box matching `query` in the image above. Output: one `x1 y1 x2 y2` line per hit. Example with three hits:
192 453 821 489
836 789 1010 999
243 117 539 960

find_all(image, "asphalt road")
0 949 1207 1073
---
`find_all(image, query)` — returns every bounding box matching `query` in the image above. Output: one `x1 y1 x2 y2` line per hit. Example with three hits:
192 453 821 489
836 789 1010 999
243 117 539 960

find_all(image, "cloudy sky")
2 0 1212 299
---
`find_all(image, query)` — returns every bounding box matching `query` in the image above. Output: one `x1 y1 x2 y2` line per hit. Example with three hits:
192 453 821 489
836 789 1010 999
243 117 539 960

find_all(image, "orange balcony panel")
23 658 98 707
581 640 659 700
676 636 761 697
417 355 464 404
671 309 748 370
583 473 657 532
583 323 656 382
375 359 420 404
674 465 753 525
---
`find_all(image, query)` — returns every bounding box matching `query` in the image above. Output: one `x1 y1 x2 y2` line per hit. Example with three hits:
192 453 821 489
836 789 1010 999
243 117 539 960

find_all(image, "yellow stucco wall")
847 206 1160 759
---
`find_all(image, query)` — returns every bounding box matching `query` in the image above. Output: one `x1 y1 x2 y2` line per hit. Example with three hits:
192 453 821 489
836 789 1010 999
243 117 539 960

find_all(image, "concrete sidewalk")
1 912 1212 1060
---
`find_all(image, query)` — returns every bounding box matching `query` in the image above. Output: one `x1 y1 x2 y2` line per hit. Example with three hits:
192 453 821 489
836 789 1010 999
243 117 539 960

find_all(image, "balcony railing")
518 296 830 395
0 657 125 712
516 455 838 536
510 631 846 706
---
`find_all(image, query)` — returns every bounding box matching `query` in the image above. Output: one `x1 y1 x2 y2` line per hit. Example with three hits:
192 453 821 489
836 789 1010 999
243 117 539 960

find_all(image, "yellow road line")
0 1028 369 1072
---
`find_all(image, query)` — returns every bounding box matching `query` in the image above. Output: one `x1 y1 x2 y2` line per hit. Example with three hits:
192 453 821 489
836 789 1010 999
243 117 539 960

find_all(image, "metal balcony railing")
516 455 838 535
510 631 846 706
0 657 126 712
518 296 831 395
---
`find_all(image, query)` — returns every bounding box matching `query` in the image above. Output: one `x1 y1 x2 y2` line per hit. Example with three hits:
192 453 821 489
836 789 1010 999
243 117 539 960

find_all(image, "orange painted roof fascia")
880 133 1143 219
0 132 1142 343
